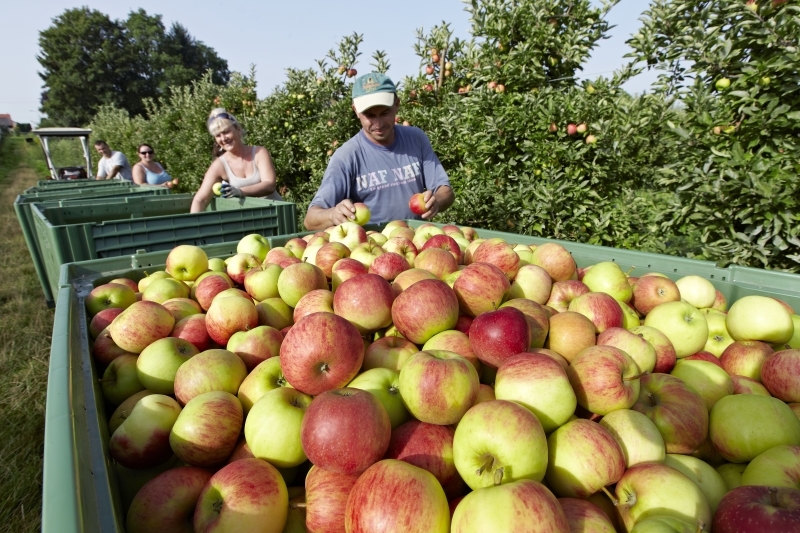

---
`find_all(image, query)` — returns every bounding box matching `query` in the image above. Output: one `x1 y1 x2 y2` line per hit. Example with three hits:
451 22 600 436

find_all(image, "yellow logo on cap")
363 77 379 92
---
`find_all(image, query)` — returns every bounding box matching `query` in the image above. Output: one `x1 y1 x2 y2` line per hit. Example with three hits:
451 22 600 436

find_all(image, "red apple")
368 252 410 281
408 193 427 215
345 459 450 533
472 238 520 279
305 466 360 533
421 234 462 264
383 237 418 264
546 280 590 313
301 388 391 476
333 274 394 334
385 420 464 499
391 268 437 298
454 314 473 335
684 350 724 368
226 325 283 371
414 247 458 279
469 307 531 368
88 307 123 339
452 262 510 317
226 253 261 285
631 275 681 315
713 485 800 533
391 279 459 344
293 289 334 323
109 300 175 354
568 292 624 333
567 345 641 415
631 325 678 373
280 312 364 395
170 314 213 352
205 294 258 346
193 274 233 311
761 349 800 402
331 258 368 291
363 335 418 372
126 466 212 533
721 340 775 382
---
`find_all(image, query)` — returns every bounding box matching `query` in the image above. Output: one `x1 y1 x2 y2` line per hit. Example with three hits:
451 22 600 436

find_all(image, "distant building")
0 114 14 130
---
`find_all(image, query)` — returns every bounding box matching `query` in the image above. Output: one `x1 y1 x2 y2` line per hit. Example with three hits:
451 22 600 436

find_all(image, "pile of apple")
84 217 800 533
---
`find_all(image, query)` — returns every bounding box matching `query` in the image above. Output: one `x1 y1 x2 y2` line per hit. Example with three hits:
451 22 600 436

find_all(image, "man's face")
94 144 111 157
355 98 399 146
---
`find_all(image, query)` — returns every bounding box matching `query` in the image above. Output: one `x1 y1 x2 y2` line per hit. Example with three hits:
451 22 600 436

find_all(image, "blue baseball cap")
352 72 397 113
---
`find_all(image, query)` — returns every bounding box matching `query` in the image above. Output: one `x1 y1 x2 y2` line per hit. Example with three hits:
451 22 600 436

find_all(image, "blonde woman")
190 108 281 213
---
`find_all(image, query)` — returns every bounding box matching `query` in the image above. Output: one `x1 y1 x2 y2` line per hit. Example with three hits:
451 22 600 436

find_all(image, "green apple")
237 234 271 262
716 463 747 491
399 350 479 425
108 390 155 434
613 462 712 532
353 202 371 226
277 262 328 308
208 257 226 271
137 270 171 293
453 399 548 490
597 326 657 373
513 244 533 266
546 419 626 498
599 409 666 467
741 444 800 489
581 261 632 303
173 349 248 406
494 353 576 434
703 310 735 357
507 264 552 304
451 480 569 533
238 356 290 414
620 301 642 330
85 282 137 316
141 277 190 304
243 263 283 301
644 301 709 357
664 454 728 513
244 387 312 468
212 182 223 196
630 516 702 533
710 394 800 463
136 337 199 395
101 354 145 405
559 498 615 533
675 275 716 309
255 297 294 330
726 295 794 345
109 394 182 469
165 244 209 282
226 325 283 371
348 368 409 429
170 391 243 467
671 359 734 411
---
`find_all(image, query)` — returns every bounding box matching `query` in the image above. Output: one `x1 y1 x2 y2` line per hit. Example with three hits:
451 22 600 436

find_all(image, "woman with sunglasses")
132 144 173 186
190 108 281 212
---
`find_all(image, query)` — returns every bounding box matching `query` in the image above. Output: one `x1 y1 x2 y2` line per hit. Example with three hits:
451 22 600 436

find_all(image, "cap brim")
353 92 396 113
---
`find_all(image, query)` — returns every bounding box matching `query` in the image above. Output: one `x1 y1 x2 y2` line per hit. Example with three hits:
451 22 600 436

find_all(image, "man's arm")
421 185 455 219
304 201 357 230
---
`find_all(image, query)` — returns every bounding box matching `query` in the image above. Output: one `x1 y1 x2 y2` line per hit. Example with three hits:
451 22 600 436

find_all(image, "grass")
0 136 55 533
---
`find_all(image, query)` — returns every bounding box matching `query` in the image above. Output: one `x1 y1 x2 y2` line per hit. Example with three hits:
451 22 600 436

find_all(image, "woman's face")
138 146 154 162
214 126 241 152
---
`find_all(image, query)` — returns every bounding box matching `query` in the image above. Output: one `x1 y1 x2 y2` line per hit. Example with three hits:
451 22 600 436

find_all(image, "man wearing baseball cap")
304 72 455 229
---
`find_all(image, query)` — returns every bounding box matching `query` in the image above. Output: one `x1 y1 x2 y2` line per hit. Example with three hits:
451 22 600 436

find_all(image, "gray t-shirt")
309 126 450 223
97 150 133 181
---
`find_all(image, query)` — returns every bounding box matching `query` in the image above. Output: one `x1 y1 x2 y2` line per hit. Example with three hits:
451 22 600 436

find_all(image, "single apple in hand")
408 193 428 216
353 202 371 225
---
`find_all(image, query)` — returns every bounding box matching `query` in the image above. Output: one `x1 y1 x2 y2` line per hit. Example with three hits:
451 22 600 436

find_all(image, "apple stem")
695 520 705 533
600 486 619 506
493 466 504 486
769 486 779 507
476 457 494 477
291 502 307 509
625 266 636 275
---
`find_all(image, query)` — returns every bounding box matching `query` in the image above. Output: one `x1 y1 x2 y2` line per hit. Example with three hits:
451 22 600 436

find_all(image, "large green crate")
27 180 137 193
48 234 308 533
48 223 800 532
15 187 172 306
32 195 297 305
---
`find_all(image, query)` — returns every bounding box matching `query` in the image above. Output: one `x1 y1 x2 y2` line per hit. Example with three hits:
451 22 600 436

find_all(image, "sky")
1 0 658 126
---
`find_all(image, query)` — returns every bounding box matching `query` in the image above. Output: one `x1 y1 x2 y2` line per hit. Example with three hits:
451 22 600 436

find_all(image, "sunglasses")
139 150 154 155
208 112 237 125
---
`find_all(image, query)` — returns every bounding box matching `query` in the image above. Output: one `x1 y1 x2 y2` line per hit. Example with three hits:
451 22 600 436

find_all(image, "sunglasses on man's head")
208 112 237 125
139 150 154 155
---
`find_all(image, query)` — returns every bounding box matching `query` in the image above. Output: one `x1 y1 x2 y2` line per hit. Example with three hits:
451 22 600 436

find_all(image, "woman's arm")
132 163 146 185
190 159 224 213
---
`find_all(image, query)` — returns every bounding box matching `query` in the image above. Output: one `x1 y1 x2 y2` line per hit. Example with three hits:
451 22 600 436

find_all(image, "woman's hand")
221 182 243 198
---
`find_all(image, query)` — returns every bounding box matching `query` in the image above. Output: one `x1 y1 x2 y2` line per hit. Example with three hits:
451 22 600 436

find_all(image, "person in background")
132 143 172 186
94 140 133 181
303 72 454 230
190 108 282 213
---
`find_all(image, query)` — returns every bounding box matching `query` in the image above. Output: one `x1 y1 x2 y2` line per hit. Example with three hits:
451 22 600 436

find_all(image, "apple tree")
626 0 800 270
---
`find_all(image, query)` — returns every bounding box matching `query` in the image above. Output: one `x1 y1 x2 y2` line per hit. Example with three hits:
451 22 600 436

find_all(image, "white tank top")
220 146 283 200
